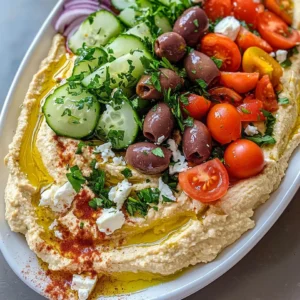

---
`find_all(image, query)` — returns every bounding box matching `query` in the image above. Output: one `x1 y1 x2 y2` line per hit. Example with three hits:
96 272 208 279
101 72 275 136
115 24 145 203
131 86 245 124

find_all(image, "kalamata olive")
183 120 212 164
184 51 220 86
155 32 187 63
173 7 209 47
143 103 175 143
125 142 172 175
136 69 184 100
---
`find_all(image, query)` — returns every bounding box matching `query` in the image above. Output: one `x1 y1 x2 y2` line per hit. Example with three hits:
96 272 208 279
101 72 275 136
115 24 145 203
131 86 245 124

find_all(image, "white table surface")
1 1 300 300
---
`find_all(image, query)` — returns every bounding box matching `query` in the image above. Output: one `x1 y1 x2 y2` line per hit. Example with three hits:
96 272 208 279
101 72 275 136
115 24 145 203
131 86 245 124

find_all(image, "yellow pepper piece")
242 47 283 86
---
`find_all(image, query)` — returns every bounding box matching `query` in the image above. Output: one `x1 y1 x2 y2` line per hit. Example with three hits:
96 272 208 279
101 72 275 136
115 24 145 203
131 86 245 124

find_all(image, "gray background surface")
1 1 300 299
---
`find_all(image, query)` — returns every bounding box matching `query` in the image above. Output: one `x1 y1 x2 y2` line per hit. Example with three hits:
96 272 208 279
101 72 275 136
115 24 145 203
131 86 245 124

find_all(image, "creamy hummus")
4 3 300 300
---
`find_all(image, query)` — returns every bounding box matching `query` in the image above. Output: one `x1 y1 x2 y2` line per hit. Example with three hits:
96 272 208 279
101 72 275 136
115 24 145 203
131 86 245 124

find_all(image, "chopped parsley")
211 57 223 69
61 108 72 117
89 195 115 210
126 188 160 216
240 107 251 114
66 165 86 193
76 141 86 154
80 222 84 229
278 97 289 105
86 159 105 195
121 168 133 179
280 46 299 68
184 116 194 127
107 130 125 148
151 147 165 158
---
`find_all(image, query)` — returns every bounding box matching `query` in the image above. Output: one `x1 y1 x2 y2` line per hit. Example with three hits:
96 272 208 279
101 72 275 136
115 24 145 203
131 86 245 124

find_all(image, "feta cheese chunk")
167 139 188 175
159 177 176 202
214 16 241 41
244 125 259 136
112 156 125 166
40 182 76 213
156 135 165 145
96 208 125 235
49 219 58 231
276 50 288 64
71 274 97 300
94 142 115 163
54 230 63 240
108 179 132 209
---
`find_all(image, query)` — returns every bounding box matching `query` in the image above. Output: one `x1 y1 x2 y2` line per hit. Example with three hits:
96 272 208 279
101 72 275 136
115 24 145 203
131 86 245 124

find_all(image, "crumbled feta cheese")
108 179 132 209
214 16 241 41
40 182 76 213
269 52 276 57
276 50 288 64
71 274 97 300
112 156 125 166
96 208 125 235
244 125 259 136
167 139 188 175
159 178 176 202
94 142 115 163
54 230 63 240
156 135 165 145
49 219 58 231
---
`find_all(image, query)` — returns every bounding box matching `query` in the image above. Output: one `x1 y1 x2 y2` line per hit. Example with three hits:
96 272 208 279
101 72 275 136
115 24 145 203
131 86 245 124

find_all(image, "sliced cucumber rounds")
82 50 152 90
72 47 107 76
68 10 123 53
43 83 100 139
111 0 135 10
96 101 140 150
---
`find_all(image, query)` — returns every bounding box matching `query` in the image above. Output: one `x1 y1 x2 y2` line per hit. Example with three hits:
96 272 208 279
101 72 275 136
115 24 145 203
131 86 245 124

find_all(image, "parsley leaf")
89 195 115 210
262 109 276 136
86 159 105 195
211 57 223 69
151 147 165 157
278 97 289 105
240 107 251 114
107 130 125 149
76 141 86 154
121 168 133 179
66 166 86 193
184 116 194 128
246 134 276 146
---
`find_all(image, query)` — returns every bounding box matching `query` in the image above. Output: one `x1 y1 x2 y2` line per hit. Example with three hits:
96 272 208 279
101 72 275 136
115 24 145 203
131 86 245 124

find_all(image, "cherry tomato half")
255 75 279 112
237 99 266 122
179 159 229 203
232 0 264 28
220 72 260 94
257 11 300 49
265 0 293 25
200 33 242 72
207 103 242 144
224 139 265 179
236 27 273 53
242 47 283 86
209 87 243 106
180 94 211 120
204 0 232 21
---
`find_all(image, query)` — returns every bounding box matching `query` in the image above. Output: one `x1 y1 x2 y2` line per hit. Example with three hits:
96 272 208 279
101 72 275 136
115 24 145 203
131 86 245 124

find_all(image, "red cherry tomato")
236 27 273 53
209 87 243 106
207 103 242 144
233 0 264 28
265 0 293 25
204 0 233 21
179 159 229 203
200 33 242 72
257 11 300 49
220 72 260 94
237 99 266 122
224 139 265 179
180 94 211 120
255 75 279 112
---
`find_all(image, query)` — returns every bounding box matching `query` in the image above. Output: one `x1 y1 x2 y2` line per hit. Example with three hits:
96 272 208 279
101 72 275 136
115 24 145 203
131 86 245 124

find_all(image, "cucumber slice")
96 101 140 149
43 83 100 139
126 22 153 42
158 0 183 5
72 47 107 76
119 8 137 27
68 10 123 53
82 50 152 90
155 14 172 33
111 0 135 10
105 34 148 59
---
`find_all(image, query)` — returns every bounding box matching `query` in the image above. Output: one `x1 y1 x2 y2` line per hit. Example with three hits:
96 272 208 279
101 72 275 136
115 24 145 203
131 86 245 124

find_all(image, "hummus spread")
4 2 300 299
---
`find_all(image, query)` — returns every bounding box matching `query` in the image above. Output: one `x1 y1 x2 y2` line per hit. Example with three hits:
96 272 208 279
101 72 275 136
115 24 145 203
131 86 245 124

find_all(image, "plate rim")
0 1 300 300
